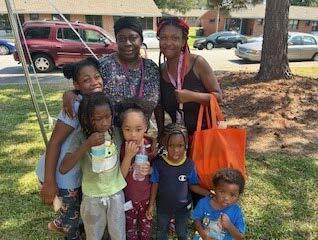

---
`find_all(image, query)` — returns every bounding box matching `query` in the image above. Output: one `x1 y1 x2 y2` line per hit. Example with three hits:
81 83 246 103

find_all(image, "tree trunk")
215 5 220 32
257 0 292 80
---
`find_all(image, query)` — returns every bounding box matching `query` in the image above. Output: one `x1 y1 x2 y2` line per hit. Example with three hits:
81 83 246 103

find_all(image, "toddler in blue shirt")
192 168 246 240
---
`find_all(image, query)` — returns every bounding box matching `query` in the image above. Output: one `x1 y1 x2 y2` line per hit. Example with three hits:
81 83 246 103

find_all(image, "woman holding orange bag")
155 17 222 140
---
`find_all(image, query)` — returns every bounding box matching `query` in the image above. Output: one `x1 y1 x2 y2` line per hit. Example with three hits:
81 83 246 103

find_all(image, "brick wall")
297 20 313 33
252 20 264 36
200 10 226 36
70 15 85 23
102 16 114 35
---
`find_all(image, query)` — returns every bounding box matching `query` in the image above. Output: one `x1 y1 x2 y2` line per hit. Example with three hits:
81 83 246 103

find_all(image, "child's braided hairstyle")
78 92 114 138
157 17 190 85
161 123 188 149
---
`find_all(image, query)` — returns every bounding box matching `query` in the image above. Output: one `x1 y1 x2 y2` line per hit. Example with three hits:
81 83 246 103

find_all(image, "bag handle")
196 94 224 131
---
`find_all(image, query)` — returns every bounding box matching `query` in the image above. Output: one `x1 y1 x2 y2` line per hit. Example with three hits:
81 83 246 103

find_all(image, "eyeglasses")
116 35 140 43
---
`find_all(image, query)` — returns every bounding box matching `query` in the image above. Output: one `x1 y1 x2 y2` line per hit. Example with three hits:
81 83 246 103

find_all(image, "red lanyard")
166 53 185 124
122 58 145 98
166 52 183 90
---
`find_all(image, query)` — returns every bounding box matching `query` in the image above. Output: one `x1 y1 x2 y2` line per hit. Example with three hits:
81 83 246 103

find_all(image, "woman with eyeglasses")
63 17 160 119
156 17 222 142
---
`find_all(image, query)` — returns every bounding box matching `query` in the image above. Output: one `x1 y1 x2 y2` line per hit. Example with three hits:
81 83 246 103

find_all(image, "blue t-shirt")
36 100 82 189
150 157 198 211
192 196 246 240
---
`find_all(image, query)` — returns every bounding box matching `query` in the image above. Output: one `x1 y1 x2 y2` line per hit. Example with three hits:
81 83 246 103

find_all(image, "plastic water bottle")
133 144 148 181
192 231 202 240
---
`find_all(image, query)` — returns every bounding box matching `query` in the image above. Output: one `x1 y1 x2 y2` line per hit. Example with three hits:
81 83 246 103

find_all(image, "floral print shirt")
99 53 160 116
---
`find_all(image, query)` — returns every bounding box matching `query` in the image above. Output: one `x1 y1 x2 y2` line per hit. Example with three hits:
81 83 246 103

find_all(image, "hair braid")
157 17 190 85
161 123 188 148
78 92 114 139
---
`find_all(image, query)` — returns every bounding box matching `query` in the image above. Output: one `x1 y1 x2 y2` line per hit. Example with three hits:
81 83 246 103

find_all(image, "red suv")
14 20 117 73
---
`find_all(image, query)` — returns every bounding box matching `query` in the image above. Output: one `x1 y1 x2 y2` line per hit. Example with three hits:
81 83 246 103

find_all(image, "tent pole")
5 0 48 147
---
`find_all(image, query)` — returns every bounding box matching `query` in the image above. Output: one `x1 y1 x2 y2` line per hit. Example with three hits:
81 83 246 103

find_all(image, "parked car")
246 35 263 43
235 32 318 62
142 30 159 48
193 31 247 50
310 31 318 36
0 39 16 55
14 20 117 73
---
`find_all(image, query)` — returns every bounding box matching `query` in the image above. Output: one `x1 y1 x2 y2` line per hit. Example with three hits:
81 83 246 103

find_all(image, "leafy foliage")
154 0 200 13
290 0 318 6
207 0 262 11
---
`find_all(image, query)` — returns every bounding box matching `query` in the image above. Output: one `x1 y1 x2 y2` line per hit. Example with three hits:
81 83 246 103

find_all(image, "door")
288 35 302 60
55 27 83 65
215 33 230 48
300 36 318 60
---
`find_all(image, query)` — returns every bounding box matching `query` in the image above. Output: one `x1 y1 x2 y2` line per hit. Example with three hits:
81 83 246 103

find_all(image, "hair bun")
86 57 100 68
62 63 76 79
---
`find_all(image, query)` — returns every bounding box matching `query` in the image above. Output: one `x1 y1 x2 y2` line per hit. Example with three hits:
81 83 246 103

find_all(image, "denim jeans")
156 206 189 240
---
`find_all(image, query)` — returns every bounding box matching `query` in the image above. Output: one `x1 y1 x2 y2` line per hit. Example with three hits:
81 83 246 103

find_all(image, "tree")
290 0 318 6
256 0 291 80
154 0 200 13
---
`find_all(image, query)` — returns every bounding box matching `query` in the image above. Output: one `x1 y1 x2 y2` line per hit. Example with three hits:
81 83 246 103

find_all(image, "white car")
235 32 318 62
142 30 159 49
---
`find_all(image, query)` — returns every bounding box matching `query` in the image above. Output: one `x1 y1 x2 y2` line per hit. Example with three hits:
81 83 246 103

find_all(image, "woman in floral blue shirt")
63 17 160 118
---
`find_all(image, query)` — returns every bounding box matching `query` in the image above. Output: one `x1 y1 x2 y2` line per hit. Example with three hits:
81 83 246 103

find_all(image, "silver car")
235 32 318 62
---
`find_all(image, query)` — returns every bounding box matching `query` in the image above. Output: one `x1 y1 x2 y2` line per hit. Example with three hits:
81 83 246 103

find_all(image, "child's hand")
220 213 232 230
124 141 139 160
87 132 105 147
40 181 58 205
146 204 154 220
63 90 80 118
139 161 151 176
200 230 212 240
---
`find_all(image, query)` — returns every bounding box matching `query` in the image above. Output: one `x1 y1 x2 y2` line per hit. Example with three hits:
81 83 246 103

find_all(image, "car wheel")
206 42 214 50
313 52 318 61
0 45 10 55
32 54 55 73
235 42 242 48
198 46 204 50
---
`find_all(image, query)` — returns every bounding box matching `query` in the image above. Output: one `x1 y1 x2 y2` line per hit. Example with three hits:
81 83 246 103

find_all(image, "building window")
257 19 263 25
52 14 70 21
18 14 25 25
139 17 153 30
29 13 39 21
312 21 318 31
0 14 10 30
289 19 299 30
85 15 103 27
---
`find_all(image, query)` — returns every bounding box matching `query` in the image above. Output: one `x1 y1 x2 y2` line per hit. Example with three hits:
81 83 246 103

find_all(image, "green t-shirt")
67 128 126 197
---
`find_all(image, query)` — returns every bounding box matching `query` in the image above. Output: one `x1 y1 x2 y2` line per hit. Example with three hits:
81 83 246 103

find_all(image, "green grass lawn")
0 85 317 239
291 67 318 78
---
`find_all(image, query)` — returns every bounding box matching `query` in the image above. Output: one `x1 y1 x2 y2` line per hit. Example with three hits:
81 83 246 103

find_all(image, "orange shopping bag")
190 95 246 190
